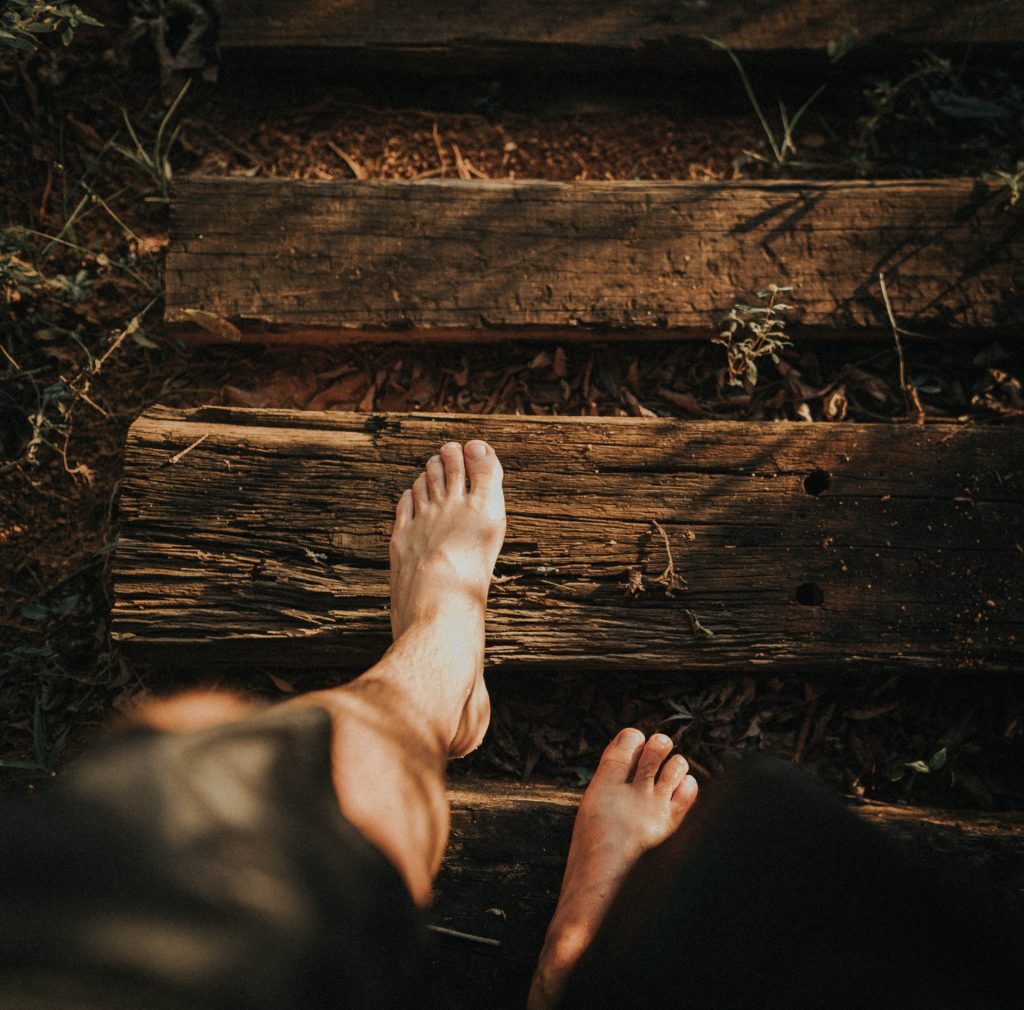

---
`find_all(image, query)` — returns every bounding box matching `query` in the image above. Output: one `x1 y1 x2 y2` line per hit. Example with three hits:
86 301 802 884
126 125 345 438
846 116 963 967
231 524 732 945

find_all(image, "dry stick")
166 433 208 465
649 519 687 594
878 272 909 414
325 140 368 180
878 272 928 424
432 122 449 176
427 925 501 947
0 343 20 371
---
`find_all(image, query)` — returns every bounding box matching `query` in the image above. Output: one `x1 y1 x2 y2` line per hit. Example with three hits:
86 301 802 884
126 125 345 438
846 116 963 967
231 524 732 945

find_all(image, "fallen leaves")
183 308 241 342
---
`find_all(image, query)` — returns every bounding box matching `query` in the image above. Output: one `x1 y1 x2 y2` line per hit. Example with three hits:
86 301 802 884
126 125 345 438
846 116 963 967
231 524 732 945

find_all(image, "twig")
427 925 501 947
878 272 926 423
452 142 471 181
166 433 208 465
325 140 368 180
410 168 445 181
0 343 21 371
684 608 715 638
432 122 449 176
878 272 908 410
649 519 687 595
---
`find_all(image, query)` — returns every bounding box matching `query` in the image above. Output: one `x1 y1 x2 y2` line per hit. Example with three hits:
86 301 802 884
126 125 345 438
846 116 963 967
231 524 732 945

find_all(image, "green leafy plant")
705 34 851 167
1 228 94 308
713 284 794 390
988 160 1024 206
0 698 69 776
0 1 101 50
852 49 1022 176
906 747 948 775
113 77 191 201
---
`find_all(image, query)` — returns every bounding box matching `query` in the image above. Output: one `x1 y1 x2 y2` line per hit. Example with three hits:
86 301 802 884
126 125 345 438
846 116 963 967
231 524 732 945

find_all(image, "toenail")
616 728 645 747
651 734 672 748
465 441 487 459
443 441 459 451
430 454 440 464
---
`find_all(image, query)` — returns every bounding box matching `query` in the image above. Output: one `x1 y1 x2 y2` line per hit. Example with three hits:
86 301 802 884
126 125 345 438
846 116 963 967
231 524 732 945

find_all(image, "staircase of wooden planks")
214 0 1024 71
113 7 1024 1008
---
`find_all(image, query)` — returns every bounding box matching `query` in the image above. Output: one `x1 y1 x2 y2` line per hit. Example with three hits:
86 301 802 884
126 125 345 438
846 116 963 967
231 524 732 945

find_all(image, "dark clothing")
562 755 1024 1010
1 713 1021 1010
0 706 434 1010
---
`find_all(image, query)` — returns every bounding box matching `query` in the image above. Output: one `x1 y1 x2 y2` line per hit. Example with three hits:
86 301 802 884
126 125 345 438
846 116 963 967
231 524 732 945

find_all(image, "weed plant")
713 285 794 391
0 1 100 51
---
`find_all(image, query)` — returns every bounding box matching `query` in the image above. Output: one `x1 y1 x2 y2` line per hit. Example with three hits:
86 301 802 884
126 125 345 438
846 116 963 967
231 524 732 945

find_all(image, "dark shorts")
0 705 436 1010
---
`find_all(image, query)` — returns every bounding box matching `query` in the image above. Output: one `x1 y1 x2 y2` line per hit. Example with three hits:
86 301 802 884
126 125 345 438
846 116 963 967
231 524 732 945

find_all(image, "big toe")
592 728 646 784
464 440 503 498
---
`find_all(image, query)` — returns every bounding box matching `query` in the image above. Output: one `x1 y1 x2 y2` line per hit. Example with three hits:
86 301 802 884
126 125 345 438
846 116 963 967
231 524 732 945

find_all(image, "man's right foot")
387 439 506 757
528 730 699 1010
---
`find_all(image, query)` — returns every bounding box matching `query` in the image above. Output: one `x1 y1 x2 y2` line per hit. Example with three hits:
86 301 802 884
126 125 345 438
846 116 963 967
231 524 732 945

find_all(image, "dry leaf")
358 381 378 411
844 366 890 405
223 385 272 408
268 674 297 694
307 373 367 410
657 387 705 417
823 385 848 421
621 388 655 418
625 568 645 598
183 308 242 342
552 346 567 379
777 360 822 402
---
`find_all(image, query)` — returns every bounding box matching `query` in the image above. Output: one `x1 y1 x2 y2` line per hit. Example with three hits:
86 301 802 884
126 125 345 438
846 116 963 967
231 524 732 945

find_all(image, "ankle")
529 928 589 1010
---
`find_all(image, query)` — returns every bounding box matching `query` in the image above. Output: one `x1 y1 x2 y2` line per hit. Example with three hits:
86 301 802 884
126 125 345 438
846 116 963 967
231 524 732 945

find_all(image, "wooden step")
166 178 1023 343
436 779 1024 1010
111 406 1024 674
215 1 1024 70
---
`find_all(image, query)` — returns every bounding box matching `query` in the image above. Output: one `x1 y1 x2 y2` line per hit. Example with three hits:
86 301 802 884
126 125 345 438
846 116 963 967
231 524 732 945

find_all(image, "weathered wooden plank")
165 179 1024 338
434 778 1024 1010
216 1 1024 63
111 406 1024 674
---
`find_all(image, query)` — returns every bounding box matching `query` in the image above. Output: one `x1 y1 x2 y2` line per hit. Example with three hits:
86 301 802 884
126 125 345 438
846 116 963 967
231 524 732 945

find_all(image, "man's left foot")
388 439 506 756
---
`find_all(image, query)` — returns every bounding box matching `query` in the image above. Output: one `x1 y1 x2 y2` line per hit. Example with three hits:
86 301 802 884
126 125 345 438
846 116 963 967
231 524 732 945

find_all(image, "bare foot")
528 730 698 1010
388 439 506 756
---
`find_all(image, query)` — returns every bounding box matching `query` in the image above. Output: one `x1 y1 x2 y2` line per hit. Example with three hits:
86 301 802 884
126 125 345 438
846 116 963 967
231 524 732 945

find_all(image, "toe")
634 734 673 787
440 442 466 496
465 440 503 496
593 727 646 784
394 488 414 530
426 454 446 497
656 753 688 795
412 473 429 508
672 774 699 809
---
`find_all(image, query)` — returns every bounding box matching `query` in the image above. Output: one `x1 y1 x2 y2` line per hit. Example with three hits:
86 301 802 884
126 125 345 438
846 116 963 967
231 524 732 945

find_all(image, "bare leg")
528 730 699 1010
134 439 506 906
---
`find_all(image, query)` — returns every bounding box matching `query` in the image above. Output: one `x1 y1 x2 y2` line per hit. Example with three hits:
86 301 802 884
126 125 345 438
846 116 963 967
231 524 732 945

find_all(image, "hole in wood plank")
796 583 825 606
803 469 831 496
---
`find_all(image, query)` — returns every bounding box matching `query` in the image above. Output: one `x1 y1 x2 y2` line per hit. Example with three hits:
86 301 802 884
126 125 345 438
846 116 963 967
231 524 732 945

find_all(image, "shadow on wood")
165 179 1024 340
112 406 1024 675
433 778 1024 1010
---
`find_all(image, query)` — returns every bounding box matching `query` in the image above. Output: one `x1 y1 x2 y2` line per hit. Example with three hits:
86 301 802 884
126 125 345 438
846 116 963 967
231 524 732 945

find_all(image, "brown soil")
1 15 1023 808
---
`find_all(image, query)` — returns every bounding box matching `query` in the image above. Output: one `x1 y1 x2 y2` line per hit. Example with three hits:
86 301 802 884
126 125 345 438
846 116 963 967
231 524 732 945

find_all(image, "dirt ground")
2 9 1023 808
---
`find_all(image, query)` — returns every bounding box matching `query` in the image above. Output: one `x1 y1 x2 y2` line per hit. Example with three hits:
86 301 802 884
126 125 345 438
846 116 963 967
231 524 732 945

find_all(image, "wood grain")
111 406 1024 674
435 778 1024 1010
165 178 1024 337
216 1 1024 58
